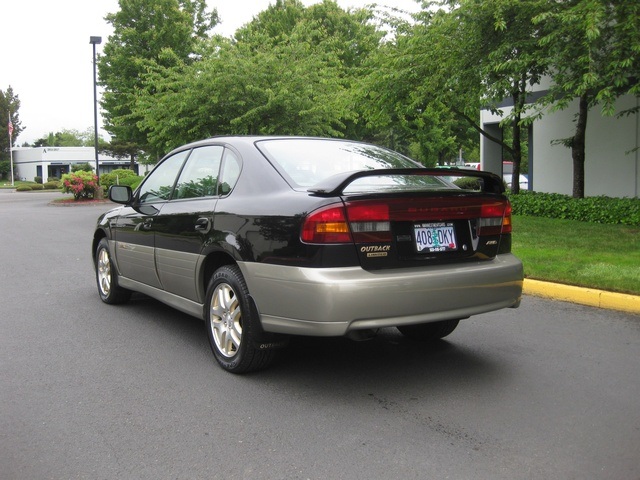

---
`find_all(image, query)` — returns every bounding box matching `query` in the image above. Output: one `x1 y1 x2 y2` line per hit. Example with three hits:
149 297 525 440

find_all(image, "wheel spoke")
97 249 111 295
210 282 243 358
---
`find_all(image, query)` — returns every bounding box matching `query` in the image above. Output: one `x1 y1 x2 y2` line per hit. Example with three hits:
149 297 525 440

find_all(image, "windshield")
256 138 426 187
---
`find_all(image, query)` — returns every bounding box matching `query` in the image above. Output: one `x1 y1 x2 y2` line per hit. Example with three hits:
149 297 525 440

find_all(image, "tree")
33 128 97 147
232 0 384 141
534 0 640 198
390 0 547 193
358 19 479 165
132 0 384 153
101 138 144 171
1 86 23 163
98 0 218 160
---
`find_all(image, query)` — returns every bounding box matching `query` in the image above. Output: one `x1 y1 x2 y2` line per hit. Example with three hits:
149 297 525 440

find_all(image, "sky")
1 0 420 145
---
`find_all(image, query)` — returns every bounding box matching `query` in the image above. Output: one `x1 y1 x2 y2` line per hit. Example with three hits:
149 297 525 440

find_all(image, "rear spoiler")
307 168 505 197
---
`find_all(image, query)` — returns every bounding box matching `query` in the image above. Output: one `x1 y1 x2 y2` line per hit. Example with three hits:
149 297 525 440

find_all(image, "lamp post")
89 36 102 183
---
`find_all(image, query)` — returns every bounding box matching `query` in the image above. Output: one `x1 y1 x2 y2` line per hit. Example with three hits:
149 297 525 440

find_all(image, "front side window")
174 146 224 199
138 150 189 204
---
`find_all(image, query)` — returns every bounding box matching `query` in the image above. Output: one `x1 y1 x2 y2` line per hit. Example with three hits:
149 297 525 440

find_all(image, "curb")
523 279 640 315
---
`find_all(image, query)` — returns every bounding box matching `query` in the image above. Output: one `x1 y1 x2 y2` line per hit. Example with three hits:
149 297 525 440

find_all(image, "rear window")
256 138 433 188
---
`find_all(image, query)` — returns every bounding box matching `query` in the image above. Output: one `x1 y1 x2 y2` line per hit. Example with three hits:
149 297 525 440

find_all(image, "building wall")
481 93 639 198
13 147 137 182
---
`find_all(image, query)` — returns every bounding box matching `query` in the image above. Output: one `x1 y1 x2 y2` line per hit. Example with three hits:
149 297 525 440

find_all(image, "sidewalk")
524 279 640 315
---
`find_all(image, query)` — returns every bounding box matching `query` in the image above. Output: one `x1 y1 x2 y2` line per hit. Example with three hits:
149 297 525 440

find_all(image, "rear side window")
218 149 241 196
174 146 224 199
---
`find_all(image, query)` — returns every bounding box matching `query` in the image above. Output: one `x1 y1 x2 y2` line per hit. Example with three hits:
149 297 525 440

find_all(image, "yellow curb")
523 279 640 315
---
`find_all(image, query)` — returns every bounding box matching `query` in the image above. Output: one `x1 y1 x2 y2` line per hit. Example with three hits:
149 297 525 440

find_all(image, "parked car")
504 173 529 190
93 137 523 373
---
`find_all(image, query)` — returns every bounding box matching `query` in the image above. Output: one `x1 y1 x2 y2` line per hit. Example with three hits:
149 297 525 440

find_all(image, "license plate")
414 222 457 253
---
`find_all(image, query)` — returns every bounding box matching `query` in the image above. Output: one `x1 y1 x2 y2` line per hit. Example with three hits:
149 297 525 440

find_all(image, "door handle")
195 217 211 233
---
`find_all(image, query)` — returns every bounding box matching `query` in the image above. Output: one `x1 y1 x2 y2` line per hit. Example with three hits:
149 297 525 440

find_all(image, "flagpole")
7 115 14 186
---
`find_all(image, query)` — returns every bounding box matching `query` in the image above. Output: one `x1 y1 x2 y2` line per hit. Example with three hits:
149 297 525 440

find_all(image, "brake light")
346 203 391 242
301 204 352 243
478 201 512 235
301 202 392 244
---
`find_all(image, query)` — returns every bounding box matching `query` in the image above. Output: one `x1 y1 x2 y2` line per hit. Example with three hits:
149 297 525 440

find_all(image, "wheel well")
202 251 236 294
92 230 107 263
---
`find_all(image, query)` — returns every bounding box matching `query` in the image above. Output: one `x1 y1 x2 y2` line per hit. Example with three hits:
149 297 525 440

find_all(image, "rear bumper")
238 254 523 337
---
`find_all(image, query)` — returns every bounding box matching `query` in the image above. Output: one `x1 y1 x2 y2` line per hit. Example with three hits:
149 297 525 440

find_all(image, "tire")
95 238 132 305
397 319 460 342
205 265 276 374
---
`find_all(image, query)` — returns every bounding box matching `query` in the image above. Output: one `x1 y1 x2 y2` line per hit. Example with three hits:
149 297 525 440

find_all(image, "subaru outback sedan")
93 137 523 373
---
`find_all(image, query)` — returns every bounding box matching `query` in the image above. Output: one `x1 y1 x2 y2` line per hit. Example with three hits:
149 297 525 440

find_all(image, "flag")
7 118 13 137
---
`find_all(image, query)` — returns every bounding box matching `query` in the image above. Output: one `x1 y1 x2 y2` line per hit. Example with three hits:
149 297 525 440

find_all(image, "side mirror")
108 185 133 204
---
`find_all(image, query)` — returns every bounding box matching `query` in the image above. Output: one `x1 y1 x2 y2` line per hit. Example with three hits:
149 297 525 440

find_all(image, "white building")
12 147 139 183
480 79 639 198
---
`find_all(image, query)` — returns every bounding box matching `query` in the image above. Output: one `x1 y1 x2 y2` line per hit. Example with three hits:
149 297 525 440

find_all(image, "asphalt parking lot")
2 190 639 480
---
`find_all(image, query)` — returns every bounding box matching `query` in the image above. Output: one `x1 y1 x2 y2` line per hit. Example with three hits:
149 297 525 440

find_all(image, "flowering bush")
61 171 99 200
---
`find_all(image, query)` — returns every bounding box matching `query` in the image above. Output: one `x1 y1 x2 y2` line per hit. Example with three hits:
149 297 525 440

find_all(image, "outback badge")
361 245 391 258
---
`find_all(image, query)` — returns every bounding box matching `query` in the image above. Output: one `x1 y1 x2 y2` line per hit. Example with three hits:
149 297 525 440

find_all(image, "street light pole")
90 36 102 183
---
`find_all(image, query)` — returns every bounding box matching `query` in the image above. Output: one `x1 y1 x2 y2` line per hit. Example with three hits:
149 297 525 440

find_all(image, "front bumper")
238 254 523 337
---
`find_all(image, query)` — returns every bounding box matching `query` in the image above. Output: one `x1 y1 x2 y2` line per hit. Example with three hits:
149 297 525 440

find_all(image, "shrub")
117 175 143 190
509 191 640 226
61 171 99 200
100 169 138 189
34 176 42 184
71 163 94 173
454 176 482 190
44 181 61 190
16 185 32 191
30 184 45 190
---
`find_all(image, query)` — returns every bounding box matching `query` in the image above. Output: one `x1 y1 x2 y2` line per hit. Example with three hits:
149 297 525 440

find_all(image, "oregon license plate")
414 222 457 253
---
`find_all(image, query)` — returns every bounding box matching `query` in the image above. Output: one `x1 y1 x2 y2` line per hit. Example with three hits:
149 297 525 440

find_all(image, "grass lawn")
512 215 640 296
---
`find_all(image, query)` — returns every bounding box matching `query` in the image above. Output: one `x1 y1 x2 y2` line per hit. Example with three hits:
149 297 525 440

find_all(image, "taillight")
301 204 352 243
478 201 512 235
301 201 392 244
345 203 391 242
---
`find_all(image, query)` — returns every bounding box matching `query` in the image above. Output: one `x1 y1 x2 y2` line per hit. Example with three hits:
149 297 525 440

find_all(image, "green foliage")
103 0 383 155
100 168 139 188
34 176 42 183
44 181 61 190
117 175 143 190
32 129 99 147
61 171 99 200
509 192 640 226
1 86 22 162
71 163 94 173
99 0 218 159
30 184 44 190
15 185 32 191
453 176 482 190
0 160 9 177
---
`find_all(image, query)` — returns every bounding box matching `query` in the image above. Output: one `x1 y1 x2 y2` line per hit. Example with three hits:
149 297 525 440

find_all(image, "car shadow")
109 294 508 394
